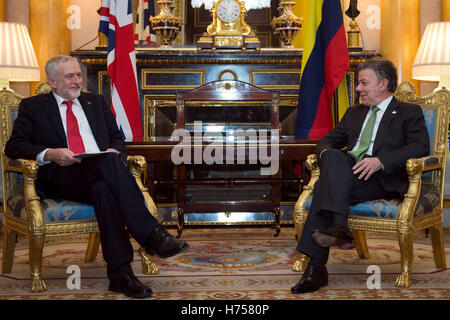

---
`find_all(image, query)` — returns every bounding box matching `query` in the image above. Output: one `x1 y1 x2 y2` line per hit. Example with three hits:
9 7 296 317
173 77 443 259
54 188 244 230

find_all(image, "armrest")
126 155 147 180
421 155 441 172
126 155 158 217
399 155 442 224
305 153 320 173
294 153 320 217
4 157 38 174
2 156 45 228
3 156 39 183
405 155 442 179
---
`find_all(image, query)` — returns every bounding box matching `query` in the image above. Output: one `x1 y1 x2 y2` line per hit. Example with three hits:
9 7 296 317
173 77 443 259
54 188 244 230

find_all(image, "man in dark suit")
291 58 430 294
5 55 189 298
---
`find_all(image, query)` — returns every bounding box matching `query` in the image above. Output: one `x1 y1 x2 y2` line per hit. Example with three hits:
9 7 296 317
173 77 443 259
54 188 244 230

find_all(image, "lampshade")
0 22 40 83
412 21 450 88
191 0 270 10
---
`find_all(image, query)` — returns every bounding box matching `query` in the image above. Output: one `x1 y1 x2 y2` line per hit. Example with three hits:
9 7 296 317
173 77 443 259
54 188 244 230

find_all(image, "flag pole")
333 90 339 127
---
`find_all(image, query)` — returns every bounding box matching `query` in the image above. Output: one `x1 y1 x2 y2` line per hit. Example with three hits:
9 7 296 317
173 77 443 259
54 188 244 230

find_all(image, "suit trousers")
37 153 159 280
296 149 399 265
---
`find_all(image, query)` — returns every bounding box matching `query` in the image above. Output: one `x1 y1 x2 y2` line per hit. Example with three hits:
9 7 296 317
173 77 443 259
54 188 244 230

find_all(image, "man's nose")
74 74 83 83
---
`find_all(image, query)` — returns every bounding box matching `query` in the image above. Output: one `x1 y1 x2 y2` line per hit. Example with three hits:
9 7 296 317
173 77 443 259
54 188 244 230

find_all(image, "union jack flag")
135 0 157 44
99 0 143 142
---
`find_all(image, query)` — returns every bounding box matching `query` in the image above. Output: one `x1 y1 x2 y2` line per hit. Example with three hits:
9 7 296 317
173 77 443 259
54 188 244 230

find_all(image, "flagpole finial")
97 5 108 48
345 0 360 20
98 31 108 48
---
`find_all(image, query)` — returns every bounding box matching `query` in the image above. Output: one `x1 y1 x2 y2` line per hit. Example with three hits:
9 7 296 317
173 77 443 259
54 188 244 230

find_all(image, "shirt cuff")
36 148 51 166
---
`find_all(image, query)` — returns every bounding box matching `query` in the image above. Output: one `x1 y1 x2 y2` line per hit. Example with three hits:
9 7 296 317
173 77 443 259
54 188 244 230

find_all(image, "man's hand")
44 148 81 166
353 157 382 180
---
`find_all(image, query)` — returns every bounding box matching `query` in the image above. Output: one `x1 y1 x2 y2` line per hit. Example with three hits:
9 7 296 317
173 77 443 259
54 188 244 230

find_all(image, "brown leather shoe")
312 225 355 250
291 265 328 294
108 274 153 298
145 225 189 258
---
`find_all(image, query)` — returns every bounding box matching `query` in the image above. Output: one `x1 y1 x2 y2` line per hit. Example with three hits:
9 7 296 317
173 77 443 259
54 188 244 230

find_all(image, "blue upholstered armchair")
292 82 449 287
0 86 160 292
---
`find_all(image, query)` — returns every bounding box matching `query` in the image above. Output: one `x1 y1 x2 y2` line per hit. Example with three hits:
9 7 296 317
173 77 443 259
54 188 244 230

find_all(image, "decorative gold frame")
248 69 301 90
141 69 206 90
292 82 449 287
143 94 298 141
143 94 176 141
98 70 109 96
0 88 160 292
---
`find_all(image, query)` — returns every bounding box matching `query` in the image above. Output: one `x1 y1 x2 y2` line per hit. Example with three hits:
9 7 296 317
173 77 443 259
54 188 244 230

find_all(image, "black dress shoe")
145 225 189 258
291 265 328 294
108 274 153 298
312 225 355 250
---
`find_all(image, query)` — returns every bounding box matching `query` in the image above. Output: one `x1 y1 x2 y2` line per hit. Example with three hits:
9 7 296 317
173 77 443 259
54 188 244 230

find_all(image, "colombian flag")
295 0 350 139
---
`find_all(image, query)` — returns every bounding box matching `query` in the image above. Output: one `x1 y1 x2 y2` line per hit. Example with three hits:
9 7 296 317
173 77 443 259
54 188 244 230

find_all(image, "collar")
374 95 393 112
52 92 81 107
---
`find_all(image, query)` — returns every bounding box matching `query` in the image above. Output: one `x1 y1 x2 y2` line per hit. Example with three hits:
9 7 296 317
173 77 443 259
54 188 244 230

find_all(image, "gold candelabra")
150 0 183 47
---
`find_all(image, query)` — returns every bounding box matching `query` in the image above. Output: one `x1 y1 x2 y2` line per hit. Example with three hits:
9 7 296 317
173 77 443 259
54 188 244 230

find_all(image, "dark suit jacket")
316 96 430 195
5 91 127 181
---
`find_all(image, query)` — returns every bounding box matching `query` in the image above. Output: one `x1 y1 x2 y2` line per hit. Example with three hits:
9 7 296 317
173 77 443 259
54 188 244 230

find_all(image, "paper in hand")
73 150 121 159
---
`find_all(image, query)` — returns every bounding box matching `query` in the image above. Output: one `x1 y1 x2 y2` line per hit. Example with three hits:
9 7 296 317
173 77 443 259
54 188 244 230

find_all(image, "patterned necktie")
348 106 380 162
63 100 86 154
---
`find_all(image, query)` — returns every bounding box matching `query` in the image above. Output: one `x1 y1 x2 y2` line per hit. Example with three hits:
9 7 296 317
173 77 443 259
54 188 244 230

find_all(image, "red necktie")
63 100 86 154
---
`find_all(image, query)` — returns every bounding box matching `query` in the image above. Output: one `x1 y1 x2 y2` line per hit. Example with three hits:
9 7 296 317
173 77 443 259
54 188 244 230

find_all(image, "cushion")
7 194 96 223
303 189 439 220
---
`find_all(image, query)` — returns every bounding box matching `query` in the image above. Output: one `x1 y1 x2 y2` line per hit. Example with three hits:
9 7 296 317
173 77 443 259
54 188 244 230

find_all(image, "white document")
73 150 121 158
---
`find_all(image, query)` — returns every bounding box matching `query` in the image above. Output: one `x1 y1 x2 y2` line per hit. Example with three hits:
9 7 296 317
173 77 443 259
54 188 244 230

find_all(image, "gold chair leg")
429 223 447 269
352 230 370 259
292 209 309 272
138 247 159 274
28 233 47 292
84 232 101 263
1 228 17 273
294 212 306 241
292 252 309 272
395 231 413 288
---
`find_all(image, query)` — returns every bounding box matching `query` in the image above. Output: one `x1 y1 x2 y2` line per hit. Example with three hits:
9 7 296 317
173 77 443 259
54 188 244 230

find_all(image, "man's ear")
47 77 57 89
380 78 389 91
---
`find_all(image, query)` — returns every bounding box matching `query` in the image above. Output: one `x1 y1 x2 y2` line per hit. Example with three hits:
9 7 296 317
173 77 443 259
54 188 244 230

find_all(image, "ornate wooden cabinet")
72 48 379 138
71 48 380 229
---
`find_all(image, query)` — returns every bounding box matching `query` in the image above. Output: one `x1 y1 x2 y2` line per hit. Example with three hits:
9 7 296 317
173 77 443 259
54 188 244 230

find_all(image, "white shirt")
349 95 393 156
37 92 100 165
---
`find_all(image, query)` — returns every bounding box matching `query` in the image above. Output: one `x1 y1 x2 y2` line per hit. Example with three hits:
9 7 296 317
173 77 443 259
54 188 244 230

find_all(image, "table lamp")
412 21 450 90
0 22 40 90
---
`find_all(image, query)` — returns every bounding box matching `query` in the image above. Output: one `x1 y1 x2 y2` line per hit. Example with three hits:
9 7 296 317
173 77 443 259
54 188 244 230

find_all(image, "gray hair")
358 58 398 93
45 55 79 79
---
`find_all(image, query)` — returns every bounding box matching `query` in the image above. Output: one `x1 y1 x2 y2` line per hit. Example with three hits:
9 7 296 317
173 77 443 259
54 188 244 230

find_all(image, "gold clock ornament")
197 0 261 50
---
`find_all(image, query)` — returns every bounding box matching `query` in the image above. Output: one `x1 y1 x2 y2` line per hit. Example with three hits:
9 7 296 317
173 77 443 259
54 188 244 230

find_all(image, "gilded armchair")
0 87 160 293
292 82 449 287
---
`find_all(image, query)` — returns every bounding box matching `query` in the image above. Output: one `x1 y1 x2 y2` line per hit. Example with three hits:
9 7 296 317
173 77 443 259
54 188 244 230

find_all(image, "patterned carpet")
0 227 448 300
